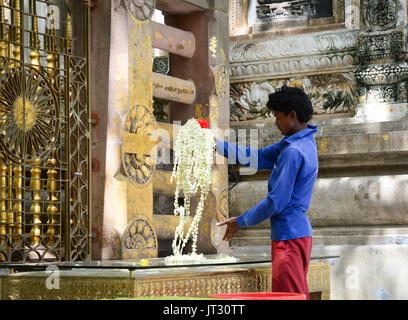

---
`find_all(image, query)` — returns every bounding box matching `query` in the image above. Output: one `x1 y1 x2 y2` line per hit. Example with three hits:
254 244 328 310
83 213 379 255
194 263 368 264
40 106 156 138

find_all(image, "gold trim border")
0 263 330 300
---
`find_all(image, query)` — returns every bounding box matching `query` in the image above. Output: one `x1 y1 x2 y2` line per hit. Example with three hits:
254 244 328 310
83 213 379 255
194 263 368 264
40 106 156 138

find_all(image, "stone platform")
0 261 330 300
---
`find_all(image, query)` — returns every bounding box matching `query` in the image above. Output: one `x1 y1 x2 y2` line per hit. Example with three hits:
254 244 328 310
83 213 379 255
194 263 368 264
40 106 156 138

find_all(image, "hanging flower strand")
169 118 215 259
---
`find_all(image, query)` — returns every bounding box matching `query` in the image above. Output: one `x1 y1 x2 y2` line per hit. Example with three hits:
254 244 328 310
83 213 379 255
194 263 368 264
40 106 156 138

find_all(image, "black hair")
266 85 313 123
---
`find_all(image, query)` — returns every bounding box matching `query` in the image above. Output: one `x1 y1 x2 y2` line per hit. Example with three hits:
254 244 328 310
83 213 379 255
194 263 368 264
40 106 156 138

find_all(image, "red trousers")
271 237 312 299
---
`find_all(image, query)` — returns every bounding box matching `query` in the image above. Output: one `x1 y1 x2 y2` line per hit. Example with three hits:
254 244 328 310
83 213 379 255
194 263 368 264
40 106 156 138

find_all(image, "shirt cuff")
236 215 247 229
215 139 226 156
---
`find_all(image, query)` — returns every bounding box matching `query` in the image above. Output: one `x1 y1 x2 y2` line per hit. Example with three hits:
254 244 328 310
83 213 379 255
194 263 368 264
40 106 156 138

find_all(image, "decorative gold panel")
0 263 330 300
0 64 59 163
0 0 91 263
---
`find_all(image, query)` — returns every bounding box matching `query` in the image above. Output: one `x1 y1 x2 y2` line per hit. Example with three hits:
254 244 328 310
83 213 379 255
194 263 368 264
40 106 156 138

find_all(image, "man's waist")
270 214 312 240
275 205 308 216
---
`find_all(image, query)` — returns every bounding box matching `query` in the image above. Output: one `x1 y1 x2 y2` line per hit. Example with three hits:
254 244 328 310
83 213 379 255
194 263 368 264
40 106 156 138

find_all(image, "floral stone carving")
230 74 358 121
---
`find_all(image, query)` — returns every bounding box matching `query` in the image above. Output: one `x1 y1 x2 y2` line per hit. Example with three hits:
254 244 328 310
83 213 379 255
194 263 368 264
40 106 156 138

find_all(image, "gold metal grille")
0 0 91 262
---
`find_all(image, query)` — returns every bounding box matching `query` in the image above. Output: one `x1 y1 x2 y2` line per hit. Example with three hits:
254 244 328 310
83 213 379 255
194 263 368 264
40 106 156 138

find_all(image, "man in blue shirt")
216 85 318 299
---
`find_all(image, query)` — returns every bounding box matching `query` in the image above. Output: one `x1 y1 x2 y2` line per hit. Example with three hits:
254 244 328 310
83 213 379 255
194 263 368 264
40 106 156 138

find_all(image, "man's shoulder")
285 138 317 160
280 145 303 160
288 134 316 150
286 139 318 172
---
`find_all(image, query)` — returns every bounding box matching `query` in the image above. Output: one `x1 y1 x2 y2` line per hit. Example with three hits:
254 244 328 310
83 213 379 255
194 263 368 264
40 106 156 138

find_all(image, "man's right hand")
216 217 240 241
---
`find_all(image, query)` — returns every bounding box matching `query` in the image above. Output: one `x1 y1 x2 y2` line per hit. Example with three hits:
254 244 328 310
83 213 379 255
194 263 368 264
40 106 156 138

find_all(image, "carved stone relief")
256 0 318 23
357 30 407 64
153 56 170 75
229 29 358 82
361 0 398 32
230 0 345 36
230 74 358 121
354 62 408 103
216 189 229 222
354 63 408 86
115 0 156 21
122 105 156 185
152 57 170 121
333 0 346 23
121 215 158 258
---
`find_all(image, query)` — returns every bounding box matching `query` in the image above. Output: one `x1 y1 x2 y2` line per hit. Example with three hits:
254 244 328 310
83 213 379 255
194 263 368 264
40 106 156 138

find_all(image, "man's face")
273 110 297 136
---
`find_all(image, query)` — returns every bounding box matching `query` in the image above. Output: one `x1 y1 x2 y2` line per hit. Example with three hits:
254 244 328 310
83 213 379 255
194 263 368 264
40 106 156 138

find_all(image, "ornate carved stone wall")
355 0 408 110
229 29 359 120
227 0 408 300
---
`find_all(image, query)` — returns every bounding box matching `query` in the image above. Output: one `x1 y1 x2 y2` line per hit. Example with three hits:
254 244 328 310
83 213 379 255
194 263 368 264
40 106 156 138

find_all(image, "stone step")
231 226 408 247
312 235 408 245
230 245 271 256
237 228 270 238
231 237 271 247
312 226 408 236
232 235 408 247
236 226 408 237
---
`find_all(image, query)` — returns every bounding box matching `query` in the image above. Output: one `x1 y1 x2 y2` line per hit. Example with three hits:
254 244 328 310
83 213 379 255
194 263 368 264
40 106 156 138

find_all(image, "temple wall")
228 0 408 299
230 175 408 227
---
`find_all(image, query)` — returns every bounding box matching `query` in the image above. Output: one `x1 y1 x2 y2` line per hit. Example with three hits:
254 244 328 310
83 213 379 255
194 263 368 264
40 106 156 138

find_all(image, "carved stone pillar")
94 0 230 259
354 0 408 121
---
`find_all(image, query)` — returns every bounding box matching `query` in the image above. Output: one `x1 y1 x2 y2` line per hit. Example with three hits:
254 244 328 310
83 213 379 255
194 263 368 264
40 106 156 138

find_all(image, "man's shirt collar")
283 124 318 144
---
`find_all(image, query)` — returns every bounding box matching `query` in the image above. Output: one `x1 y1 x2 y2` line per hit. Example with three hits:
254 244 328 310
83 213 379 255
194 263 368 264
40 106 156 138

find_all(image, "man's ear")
289 110 297 120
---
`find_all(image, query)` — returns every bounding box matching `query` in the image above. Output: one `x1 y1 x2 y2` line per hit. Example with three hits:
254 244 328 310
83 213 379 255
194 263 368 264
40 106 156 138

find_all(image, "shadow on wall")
309 175 408 227
310 173 408 299
319 244 408 300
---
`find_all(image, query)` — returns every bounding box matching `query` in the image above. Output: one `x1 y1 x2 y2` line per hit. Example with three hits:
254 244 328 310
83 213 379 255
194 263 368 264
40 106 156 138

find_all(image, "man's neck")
288 123 308 136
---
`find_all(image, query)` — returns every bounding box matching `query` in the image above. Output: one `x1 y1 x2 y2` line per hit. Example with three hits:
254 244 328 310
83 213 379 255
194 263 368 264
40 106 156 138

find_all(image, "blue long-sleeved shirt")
216 124 318 240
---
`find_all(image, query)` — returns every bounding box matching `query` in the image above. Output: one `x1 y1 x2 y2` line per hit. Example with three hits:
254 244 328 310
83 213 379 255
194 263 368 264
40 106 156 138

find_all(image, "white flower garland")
164 118 238 265
165 253 237 266
168 118 215 258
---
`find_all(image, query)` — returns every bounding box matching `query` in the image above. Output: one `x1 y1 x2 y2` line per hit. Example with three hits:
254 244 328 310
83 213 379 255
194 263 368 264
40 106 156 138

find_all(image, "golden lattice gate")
0 0 91 262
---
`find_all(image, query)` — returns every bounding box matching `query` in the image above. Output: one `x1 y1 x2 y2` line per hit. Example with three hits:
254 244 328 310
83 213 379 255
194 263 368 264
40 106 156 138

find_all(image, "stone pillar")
90 0 159 260
354 0 408 122
90 0 230 259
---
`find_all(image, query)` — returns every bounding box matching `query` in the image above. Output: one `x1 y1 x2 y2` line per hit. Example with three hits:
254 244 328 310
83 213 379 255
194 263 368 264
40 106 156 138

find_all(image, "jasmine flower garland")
169 118 215 258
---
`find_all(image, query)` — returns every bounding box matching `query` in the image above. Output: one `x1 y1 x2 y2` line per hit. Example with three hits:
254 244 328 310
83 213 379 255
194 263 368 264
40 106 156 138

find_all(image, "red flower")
196 118 209 129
